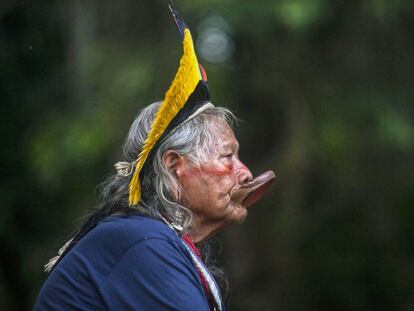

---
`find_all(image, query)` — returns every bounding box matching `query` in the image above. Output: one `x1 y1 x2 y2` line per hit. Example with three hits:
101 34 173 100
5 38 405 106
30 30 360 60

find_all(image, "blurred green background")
1 0 414 310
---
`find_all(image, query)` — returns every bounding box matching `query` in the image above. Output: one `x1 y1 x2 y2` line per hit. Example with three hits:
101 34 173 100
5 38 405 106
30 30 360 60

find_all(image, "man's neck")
188 218 225 243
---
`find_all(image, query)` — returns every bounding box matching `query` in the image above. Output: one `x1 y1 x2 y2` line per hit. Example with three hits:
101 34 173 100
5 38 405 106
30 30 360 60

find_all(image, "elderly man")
34 4 274 311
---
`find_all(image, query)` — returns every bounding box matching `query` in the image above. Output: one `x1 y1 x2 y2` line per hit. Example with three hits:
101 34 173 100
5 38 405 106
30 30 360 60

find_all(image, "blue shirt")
34 215 211 310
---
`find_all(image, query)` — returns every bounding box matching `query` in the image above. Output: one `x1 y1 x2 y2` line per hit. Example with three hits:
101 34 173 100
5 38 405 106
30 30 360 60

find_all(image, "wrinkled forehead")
206 118 239 152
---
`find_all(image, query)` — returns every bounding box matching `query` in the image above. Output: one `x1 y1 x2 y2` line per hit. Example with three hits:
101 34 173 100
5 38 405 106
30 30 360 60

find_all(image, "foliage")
1 0 414 310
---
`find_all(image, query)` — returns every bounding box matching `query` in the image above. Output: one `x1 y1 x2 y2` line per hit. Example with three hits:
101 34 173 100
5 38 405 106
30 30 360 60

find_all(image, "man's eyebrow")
220 141 239 152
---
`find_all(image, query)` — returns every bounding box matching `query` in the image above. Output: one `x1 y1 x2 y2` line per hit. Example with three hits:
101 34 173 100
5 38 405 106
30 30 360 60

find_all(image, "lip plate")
230 170 275 208
242 172 275 207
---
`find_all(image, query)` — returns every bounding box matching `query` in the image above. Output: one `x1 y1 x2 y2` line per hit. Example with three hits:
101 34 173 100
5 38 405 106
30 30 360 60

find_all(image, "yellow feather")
129 28 201 206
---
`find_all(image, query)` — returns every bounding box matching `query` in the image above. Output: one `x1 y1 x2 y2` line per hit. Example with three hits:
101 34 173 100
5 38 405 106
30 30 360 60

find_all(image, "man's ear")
162 150 183 176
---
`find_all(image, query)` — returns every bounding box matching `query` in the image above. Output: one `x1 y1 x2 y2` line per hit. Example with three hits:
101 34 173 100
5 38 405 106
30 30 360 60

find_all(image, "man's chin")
226 203 248 225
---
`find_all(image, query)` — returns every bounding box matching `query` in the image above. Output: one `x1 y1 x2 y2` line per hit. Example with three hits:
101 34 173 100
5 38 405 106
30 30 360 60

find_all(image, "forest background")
1 0 414 310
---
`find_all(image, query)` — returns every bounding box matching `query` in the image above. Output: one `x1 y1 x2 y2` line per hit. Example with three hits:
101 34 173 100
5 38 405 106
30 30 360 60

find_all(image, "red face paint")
182 165 232 178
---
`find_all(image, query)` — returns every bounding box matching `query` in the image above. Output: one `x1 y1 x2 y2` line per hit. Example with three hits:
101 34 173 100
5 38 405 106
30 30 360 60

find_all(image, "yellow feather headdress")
128 3 210 206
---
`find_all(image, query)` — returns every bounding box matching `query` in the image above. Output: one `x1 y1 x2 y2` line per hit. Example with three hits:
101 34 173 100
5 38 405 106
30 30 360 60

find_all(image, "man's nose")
235 159 253 184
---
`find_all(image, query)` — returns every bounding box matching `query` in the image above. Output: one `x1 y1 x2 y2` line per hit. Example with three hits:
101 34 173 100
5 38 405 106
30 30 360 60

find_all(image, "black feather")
168 0 187 37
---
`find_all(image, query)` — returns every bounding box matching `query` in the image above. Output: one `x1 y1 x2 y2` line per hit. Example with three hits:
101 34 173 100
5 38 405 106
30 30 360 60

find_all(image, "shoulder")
98 223 209 310
45 214 184 287
83 215 209 309
34 214 209 310
71 214 183 271
89 213 178 247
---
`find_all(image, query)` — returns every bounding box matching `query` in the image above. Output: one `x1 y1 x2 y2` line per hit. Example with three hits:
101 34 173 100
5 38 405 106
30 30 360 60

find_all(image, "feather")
168 1 187 37
129 28 202 206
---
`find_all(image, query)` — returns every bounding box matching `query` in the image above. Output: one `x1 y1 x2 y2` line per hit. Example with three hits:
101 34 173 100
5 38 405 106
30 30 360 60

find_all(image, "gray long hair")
45 101 235 294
